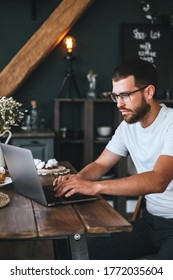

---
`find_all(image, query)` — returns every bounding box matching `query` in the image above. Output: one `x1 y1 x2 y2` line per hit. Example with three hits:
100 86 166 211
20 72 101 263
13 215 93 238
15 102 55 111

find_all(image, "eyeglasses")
110 85 148 103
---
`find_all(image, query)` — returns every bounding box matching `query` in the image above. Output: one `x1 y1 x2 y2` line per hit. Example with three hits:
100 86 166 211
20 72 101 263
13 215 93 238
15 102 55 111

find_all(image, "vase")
0 130 12 167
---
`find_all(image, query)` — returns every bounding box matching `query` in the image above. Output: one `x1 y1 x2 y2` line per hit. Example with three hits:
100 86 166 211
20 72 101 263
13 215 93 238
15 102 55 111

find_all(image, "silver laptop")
1 143 97 207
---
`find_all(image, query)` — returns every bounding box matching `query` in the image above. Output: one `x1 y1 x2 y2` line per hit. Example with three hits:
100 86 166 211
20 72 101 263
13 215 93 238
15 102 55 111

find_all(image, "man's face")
112 76 150 124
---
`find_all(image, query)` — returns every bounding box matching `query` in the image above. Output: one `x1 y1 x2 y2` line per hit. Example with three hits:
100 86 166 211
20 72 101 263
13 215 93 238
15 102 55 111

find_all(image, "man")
53 58 173 259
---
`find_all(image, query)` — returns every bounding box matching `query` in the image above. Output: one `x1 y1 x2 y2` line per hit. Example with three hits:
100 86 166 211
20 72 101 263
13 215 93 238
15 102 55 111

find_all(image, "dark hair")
112 57 158 92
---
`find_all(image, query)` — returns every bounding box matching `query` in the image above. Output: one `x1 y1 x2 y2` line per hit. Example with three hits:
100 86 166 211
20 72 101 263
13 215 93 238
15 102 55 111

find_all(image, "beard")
122 97 151 124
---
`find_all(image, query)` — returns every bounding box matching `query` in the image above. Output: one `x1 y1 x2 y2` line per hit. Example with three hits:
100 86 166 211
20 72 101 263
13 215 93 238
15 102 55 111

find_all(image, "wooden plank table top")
74 196 132 234
0 161 132 249
0 187 37 239
33 201 85 238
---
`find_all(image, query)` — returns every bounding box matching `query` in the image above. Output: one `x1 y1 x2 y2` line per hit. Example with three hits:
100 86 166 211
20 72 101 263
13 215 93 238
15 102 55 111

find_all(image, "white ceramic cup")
97 126 112 137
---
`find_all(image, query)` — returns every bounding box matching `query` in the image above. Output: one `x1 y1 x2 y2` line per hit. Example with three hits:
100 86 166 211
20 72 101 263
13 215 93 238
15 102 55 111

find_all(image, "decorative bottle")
30 100 38 130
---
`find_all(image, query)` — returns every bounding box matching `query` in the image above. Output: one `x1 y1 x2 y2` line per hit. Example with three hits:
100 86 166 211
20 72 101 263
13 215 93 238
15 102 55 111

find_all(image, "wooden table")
0 162 132 259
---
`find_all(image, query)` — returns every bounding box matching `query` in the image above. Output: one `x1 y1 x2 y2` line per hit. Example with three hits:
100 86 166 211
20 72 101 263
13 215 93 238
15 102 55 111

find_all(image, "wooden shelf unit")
54 98 123 172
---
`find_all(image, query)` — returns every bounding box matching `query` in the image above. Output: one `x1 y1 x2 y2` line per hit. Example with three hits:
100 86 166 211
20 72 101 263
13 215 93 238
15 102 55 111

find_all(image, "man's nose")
116 98 125 107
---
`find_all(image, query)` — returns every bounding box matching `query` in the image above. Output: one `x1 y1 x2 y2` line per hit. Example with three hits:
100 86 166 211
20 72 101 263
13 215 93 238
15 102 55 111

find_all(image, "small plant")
0 96 24 131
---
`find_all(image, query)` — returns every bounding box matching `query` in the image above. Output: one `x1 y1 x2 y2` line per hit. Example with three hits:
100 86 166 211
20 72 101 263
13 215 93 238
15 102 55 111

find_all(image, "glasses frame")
110 85 149 103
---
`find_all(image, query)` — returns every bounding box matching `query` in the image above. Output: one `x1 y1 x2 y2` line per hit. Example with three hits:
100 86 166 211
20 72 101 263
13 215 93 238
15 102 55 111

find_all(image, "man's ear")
146 85 155 100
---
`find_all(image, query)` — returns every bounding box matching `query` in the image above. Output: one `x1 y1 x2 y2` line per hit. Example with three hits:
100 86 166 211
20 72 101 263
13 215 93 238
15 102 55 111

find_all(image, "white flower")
0 96 24 131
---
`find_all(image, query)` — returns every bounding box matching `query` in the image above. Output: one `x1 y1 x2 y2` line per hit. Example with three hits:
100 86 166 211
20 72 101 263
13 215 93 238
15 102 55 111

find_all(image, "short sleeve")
106 122 128 157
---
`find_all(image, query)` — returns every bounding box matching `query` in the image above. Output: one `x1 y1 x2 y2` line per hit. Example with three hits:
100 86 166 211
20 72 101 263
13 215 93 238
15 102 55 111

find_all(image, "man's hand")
53 174 99 197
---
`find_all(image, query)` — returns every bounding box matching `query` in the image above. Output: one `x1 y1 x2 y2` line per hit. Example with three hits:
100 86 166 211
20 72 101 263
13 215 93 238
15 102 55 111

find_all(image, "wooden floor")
0 240 55 260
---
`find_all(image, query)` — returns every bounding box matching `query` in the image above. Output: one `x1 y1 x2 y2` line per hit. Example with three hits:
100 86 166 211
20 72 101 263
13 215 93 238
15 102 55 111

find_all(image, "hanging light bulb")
63 36 76 53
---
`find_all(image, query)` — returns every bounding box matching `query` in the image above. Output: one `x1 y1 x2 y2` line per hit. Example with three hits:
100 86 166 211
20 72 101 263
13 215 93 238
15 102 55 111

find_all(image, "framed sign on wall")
121 24 173 99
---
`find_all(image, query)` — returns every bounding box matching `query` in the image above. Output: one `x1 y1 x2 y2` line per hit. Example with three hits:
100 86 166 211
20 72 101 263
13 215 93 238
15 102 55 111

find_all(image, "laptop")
1 143 97 207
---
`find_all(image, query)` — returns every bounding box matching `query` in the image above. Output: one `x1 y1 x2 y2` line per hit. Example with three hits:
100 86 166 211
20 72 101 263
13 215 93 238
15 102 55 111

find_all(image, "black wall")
1 0 173 128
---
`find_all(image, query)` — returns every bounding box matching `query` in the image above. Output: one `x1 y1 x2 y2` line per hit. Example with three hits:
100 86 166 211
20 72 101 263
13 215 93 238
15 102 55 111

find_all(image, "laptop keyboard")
43 185 97 205
43 186 63 204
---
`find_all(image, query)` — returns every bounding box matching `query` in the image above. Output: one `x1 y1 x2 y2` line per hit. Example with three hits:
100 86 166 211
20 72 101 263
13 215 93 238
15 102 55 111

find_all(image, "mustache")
119 107 132 112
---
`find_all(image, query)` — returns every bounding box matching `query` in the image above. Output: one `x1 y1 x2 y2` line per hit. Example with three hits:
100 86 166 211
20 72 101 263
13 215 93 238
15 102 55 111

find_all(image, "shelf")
55 98 112 102
59 139 84 144
54 99 122 171
158 99 173 103
94 137 111 143
12 129 55 138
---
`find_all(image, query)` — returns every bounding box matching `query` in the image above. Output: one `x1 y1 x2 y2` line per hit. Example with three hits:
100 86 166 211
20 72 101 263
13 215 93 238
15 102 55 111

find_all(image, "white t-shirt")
106 104 173 218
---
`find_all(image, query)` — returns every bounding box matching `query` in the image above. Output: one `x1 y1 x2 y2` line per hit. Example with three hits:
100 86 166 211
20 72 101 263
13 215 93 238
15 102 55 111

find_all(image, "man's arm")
77 148 122 181
53 148 122 193
97 154 173 196
53 151 173 198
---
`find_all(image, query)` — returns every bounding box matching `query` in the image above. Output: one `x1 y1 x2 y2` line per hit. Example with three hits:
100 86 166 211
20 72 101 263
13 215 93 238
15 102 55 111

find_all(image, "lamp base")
58 72 81 98
57 52 81 98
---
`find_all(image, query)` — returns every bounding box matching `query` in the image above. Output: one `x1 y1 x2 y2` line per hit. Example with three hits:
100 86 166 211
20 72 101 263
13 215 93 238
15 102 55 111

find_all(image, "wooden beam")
0 0 95 97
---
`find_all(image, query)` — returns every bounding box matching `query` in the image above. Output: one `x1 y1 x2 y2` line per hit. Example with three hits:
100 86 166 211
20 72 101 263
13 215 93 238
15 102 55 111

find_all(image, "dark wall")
1 0 173 128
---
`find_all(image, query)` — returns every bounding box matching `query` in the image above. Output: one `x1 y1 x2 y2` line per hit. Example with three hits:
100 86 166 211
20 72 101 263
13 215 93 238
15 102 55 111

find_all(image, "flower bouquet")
0 96 24 132
0 96 24 168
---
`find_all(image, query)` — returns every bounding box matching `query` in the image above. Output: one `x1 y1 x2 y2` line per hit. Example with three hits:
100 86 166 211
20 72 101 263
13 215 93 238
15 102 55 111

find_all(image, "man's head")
111 58 158 125
112 57 157 91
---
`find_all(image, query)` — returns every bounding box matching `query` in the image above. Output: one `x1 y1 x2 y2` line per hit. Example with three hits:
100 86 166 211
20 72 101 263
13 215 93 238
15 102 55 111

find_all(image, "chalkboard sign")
121 24 173 99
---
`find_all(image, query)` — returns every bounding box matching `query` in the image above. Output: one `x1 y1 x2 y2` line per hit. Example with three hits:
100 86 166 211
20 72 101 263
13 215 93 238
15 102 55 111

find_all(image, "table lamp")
58 36 81 98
